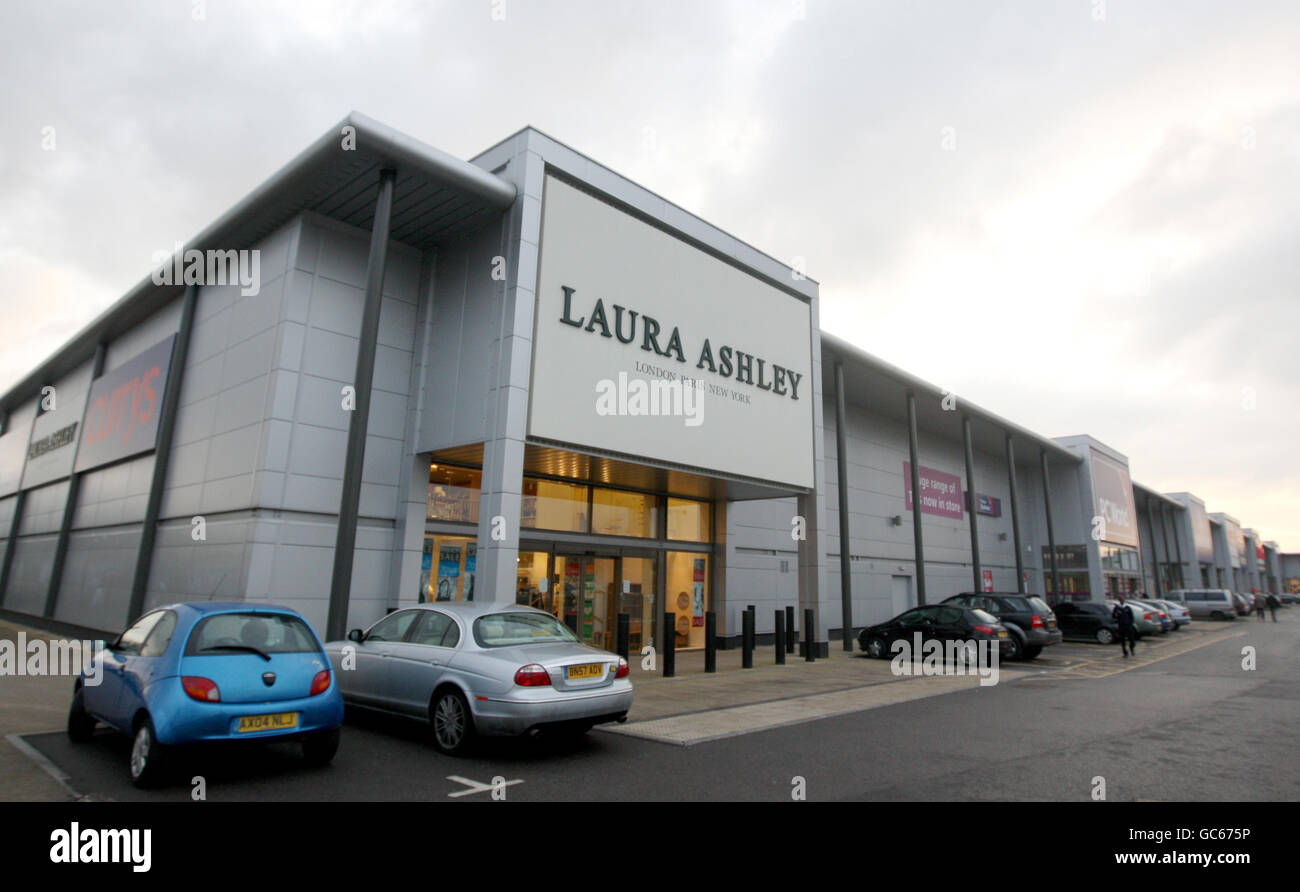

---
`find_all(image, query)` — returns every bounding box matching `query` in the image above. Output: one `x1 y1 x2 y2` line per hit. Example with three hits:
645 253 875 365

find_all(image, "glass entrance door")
554 556 617 648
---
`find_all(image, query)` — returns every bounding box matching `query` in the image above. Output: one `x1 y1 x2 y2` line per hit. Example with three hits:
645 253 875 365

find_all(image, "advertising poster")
1087 450 1139 548
436 544 461 601
982 569 994 592
903 462 964 519
1188 497 1214 563
463 542 476 601
692 558 706 627
419 539 433 603
74 335 176 473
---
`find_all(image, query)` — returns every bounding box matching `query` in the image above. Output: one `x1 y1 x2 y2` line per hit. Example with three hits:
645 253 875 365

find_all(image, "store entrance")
555 555 616 648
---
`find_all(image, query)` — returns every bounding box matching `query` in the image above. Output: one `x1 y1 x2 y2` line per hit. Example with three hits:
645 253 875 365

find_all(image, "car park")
1051 601 1122 644
942 593 1062 660
858 604 1012 660
67 603 344 787
325 603 632 754
1165 589 1239 620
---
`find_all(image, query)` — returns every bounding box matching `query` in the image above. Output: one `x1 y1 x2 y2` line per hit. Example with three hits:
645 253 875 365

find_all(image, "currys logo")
74 336 176 473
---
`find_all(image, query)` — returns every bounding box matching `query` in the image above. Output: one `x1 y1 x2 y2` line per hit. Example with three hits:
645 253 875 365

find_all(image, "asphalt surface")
21 615 1298 802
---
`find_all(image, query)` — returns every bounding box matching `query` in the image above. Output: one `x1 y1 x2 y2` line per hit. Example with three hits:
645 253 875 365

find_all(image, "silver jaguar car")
324 603 632 754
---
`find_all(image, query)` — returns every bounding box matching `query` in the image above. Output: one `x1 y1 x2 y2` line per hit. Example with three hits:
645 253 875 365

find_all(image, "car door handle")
429 659 442 666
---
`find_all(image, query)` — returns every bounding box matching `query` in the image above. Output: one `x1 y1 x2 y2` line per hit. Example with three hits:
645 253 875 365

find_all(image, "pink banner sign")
903 462 964 520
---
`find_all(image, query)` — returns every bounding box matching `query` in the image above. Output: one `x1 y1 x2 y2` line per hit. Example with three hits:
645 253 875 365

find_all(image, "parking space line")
5 732 98 801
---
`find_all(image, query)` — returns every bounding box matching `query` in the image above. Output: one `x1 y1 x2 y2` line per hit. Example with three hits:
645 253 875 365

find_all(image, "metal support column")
327 168 397 641
1144 500 1164 598
962 415 981 593
906 390 927 606
45 343 107 618
1167 504 1185 588
127 283 201 622
1040 450 1060 600
1158 504 1176 591
1005 434 1025 593
833 361 853 650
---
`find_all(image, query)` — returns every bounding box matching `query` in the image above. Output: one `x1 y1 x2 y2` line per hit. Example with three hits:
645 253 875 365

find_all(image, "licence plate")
997 630 1009 638
237 712 298 733
565 663 603 680
1047 620 1057 628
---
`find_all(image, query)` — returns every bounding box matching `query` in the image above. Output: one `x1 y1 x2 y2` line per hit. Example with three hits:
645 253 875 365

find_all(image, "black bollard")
785 605 796 653
804 608 816 662
742 608 755 668
616 613 630 663
774 610 785 665
705 612 717 673
663 612 675 678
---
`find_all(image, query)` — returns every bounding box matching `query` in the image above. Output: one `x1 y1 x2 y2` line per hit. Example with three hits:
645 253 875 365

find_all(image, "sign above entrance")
529 175 815 490
1087 450 1138 548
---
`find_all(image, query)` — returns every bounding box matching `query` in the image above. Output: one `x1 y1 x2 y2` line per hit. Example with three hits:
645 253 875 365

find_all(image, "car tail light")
615 658 629 679
514 664 552 686
182 676 221 702
1143 612 1153 620
310 670 331 696
1031 615 1045 629
973 624 995 635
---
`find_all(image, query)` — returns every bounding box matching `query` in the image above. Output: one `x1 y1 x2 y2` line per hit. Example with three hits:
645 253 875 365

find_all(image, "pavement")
0 611 1259 801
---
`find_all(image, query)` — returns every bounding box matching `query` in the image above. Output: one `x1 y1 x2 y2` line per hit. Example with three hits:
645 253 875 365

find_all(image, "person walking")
1266 593 1280 622
1112 595 1137 658
1255 592 1266 621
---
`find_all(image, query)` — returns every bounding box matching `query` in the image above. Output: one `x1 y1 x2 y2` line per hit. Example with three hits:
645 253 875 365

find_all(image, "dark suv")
943 593 1062 660
1052 601 1122 644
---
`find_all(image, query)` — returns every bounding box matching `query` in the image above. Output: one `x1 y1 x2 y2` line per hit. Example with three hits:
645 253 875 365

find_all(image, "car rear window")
1027 597 1051 614
473 612 580 647
185 612 321 656
970 608 998 623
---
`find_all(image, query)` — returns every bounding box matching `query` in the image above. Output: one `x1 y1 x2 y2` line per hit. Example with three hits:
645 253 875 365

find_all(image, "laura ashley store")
0 114 826 652
0 114 1280 655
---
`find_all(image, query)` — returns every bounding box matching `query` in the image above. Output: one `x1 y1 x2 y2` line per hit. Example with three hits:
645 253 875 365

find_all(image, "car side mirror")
347 629 364 643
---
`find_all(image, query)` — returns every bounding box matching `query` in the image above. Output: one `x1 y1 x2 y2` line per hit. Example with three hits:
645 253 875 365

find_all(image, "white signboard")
530 175 814 489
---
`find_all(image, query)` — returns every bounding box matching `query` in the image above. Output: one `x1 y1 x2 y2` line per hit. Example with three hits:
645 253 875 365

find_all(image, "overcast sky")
1 0 1297 549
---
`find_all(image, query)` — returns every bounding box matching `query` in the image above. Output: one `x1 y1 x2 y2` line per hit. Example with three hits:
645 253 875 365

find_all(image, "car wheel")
1022 646 1042 660
128 718 166 788
430 689 476 755
1209 611 1224 620
67 687 96 743
1004 634 1024 661
1095 628 1115 645
865 636 888 659
301 728 340 767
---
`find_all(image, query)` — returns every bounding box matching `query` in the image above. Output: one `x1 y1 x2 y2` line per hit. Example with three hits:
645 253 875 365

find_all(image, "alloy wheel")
434 694 465 749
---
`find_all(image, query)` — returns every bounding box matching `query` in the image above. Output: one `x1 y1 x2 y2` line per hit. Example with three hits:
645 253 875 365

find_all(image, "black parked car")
859 604 1012 660
1052 601 1121 644
943 593 1062 660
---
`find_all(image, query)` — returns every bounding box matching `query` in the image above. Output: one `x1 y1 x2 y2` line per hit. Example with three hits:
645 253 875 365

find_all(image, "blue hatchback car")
67 602 344 787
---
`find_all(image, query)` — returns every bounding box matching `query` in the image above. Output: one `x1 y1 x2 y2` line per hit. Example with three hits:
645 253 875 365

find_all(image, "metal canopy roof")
821 331 1081 467
1132 481 1184 510
1 111 516 415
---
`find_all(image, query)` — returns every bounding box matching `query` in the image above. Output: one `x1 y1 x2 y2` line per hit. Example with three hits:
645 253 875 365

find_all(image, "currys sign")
74 336 176 473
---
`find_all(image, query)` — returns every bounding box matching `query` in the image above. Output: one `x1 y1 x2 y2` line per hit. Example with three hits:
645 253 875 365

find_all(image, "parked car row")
68 601 632 787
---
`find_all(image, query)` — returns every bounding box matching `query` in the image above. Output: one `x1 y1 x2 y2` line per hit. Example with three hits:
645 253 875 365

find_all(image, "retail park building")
0 114 1294 653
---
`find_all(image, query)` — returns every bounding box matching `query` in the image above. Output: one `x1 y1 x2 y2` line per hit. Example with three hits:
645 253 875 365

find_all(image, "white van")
1164 589 1237 620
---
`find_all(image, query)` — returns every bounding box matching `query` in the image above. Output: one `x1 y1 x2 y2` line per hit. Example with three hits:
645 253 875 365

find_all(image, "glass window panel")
427 464 481 523
666 551 709 649
421 535 477 603
667 498 711 542
592 488 657 538
522 478 589 532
